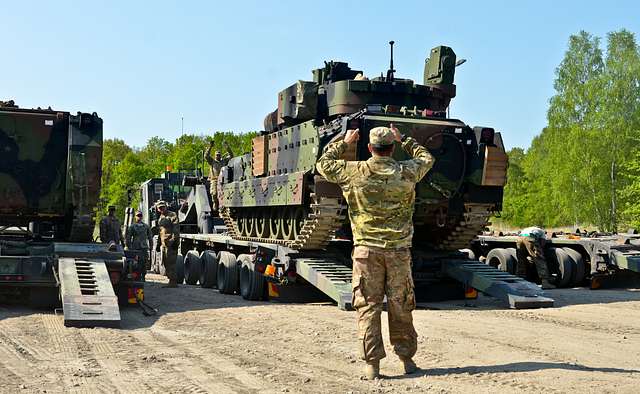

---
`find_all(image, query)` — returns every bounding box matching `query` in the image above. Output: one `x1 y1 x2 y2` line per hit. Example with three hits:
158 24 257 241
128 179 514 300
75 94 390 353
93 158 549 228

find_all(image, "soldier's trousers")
351 245 417 362
516 237 550 280
209 182 219 212
162 245 178 283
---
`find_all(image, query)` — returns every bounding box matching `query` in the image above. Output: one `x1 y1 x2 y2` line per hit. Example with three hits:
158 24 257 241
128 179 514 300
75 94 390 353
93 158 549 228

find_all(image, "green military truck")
0 101 145 327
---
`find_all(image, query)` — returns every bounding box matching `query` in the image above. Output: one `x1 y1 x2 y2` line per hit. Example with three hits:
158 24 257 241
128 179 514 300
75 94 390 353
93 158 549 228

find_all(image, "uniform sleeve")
172 215 180 239
316 141 350 186
125 225 132 249
204 145 213 165
99 219 106 242
400 137 435 182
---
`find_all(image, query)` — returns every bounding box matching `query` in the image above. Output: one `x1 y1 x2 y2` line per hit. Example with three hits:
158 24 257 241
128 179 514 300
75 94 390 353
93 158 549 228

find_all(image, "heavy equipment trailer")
0 102 145 327
470 233 640 289
175 230 554 310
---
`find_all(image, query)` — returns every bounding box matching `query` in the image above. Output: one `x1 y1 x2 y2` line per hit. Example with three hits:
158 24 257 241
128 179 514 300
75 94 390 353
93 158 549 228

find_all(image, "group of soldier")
98 130 553 380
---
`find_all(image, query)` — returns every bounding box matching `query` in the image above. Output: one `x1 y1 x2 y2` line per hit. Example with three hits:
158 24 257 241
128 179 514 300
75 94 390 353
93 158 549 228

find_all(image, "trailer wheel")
200 250 218 288
239 254 265 301
550 247 573 288
459 248 475 260
563 247 586 286
176 254 185 284
184 251 202 285
486 248 516 274
217 251 239 294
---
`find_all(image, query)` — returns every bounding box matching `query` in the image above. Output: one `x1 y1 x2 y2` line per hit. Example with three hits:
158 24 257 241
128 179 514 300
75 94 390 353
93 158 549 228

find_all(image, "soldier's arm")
401 137 435 182
125 225 132 249
204 144 213 164
316 141 350 186
224 142 233 159
147 225 153 247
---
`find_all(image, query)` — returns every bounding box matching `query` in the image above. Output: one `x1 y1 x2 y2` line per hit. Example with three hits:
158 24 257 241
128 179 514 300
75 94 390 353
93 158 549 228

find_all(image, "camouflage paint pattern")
0 102 103 242
316 137 434 249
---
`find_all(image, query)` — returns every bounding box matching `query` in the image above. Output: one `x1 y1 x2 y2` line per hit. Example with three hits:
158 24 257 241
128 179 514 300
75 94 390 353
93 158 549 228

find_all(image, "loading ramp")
58 258 121 328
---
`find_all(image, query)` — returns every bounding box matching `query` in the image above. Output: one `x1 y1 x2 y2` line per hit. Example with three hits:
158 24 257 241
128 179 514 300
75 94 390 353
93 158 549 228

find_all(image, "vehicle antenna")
386 40 396 82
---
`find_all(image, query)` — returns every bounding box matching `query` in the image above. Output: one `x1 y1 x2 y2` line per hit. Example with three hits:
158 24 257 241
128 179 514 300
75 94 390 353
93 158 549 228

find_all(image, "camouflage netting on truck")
0 101 103 242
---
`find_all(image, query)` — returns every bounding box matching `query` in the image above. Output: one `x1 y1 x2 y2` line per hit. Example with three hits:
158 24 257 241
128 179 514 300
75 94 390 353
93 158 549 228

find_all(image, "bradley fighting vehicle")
0 101 144 327
214 43 508 252
177 44 551 308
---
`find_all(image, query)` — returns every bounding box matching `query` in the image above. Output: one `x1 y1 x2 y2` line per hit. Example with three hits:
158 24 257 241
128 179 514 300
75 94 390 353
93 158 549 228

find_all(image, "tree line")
501 29 640 232
99 132 256 221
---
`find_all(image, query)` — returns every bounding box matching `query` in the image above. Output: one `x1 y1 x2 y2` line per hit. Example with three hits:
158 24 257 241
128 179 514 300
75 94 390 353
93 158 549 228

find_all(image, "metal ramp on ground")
58 258 121 327
443 259 554 309
295 258 353 310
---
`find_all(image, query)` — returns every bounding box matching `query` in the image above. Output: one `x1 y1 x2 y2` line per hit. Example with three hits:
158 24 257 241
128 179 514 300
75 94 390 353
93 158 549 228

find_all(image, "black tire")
176 254 185 284
485 248 516 274
563 247 586 286
217 251 239 294
200 250 218 288
184 250 202 285
28 287 60 309
239 254 265 301
550 247 574 288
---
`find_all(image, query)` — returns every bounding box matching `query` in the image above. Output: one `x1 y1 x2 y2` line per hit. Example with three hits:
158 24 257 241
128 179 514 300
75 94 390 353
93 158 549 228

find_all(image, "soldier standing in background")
204 139 233 212
516 226 556 289
126 210 153 270
317 124 434 379
155 201 180 288
99 205 124 246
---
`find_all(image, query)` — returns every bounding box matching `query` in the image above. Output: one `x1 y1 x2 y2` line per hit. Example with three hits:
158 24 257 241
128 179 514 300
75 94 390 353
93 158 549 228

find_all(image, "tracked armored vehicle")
0 101 144 327
217 44 508 251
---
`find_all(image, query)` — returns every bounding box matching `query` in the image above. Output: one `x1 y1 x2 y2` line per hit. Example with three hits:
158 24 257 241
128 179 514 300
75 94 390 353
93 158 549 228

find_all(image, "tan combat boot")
400 357 418 374
364 360 380 380
541 279 556 290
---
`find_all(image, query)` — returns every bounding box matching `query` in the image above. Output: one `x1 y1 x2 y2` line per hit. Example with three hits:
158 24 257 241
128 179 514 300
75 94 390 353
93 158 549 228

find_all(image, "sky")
2 1 639 150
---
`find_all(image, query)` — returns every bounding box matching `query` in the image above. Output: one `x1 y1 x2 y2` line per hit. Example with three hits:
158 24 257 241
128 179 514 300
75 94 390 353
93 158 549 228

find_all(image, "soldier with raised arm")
316 124 434 379
204 139 233 212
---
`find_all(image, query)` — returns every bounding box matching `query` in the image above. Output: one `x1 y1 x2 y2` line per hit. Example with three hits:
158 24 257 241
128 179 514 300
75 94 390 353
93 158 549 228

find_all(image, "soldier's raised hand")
390 123 402 142
344 128 360 145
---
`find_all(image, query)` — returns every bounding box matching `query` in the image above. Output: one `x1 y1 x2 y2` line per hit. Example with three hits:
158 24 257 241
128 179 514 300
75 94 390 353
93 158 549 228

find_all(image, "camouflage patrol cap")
369 127 395 146
135 210 143 216
155 200 168 208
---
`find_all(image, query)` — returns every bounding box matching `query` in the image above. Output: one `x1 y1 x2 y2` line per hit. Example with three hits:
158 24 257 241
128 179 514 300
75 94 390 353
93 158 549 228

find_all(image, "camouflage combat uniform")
99 215 124 245
158 210 180 284
516 226 550 281
316 128 434 364
126 221 153 269
204 143 233 212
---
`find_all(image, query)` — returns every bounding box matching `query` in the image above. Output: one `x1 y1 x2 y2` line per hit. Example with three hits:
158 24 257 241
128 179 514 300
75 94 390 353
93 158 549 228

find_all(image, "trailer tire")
239 254 265 301
28 287 60 309
550 247 573 288
486 248 516 274
217 251 239 294
460 248 475 260
200 250 218 288
176 254 185 284
563 247 586 286
184 251 202 285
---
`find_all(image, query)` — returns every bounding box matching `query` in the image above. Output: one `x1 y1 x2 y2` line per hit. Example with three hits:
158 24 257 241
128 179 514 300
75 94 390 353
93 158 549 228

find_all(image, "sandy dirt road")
0 275 639 393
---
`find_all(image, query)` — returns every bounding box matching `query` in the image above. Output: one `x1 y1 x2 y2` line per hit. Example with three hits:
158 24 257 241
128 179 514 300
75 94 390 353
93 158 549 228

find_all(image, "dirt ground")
1 275 639 394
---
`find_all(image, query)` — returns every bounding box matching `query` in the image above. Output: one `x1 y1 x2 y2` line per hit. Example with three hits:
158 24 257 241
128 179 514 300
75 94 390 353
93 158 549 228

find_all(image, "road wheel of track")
291 206 306 240
176 254 185 284
246 211 257 237
485 248 516 274
217 251 239 294
281 208 295 240
200 250 218 288
563 247 586 286
550 247 574 288
269 208 282 239
255 209 270 238
237 211 247 236
239 254 265 301
184 250 202 285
